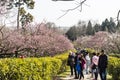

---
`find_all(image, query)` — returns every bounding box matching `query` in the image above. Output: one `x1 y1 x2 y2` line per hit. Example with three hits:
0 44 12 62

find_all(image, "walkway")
59 71 100 80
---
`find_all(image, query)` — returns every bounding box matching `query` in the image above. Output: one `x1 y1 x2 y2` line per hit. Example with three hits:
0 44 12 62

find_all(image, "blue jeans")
99 68 107 80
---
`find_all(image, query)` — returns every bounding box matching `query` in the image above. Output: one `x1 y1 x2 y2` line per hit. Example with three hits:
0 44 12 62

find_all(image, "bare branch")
57 0 87 19
75 0 90 7
52 0 74 1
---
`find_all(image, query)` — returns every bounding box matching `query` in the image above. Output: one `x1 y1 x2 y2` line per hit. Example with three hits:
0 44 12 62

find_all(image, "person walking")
85 52 91 74
80 54 86 80
67 51 75 77
75 53 85 80
91 52 99 80
98 50 108 80
75 54 81 79
74 52 78 79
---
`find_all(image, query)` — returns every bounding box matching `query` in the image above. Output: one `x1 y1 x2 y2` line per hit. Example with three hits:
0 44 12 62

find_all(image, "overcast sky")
29 0 120 27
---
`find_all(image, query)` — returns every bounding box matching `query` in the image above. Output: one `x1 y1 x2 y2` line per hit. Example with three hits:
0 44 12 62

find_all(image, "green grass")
107 74 112 80
57 70 70 77
57 66 70 77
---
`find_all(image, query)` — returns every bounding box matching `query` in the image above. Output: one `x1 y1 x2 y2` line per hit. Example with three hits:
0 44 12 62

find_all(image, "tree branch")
52 0 74 1
57 0 87 19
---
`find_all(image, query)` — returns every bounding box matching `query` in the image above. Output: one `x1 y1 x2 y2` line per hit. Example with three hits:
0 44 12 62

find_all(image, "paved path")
59 72 100 80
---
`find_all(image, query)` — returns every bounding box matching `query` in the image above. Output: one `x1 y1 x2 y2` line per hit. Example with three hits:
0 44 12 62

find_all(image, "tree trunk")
17 0 20 29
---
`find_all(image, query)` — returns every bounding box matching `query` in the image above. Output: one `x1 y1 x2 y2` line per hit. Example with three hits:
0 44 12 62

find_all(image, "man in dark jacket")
67 51 76 77
98 50 108 80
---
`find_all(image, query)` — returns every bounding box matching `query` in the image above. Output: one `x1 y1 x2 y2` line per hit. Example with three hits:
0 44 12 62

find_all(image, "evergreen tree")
101 18 109 31
65 26 77 41
86 21 94 35
101 18 116 33
81 25 87 36
109 17 116 33
94 23 101 32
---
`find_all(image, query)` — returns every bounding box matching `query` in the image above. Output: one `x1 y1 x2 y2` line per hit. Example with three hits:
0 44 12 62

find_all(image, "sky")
29 0 120 27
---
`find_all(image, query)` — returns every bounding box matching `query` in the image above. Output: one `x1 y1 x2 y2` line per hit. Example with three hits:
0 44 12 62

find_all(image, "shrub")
108 57 120 80
54 52 69 73
0 50 72 80
109 54 120 58
0 57 62 80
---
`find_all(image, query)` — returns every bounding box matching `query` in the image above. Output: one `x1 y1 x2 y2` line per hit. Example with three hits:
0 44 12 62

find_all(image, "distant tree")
101 19 109 31
77 21 87 36
0 0 35 29
109 17 116 33
86 21 94 35
65 26 77 41
46 22 67 35
80 25 87 36
46 22 56 28
93 23 101 32
101 18 116 33
46 22 58 31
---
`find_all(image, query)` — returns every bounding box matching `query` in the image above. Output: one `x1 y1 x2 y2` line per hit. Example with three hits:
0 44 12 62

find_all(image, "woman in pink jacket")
91 52 99 80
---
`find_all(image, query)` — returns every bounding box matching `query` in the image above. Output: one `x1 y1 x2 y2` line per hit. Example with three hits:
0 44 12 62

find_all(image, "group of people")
67 49 108 80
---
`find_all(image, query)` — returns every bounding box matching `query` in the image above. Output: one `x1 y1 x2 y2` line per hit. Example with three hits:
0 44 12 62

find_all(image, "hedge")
0 49 80 80
54 52 69 73
0 52 70 80
108 57 120 80
109 54 120 58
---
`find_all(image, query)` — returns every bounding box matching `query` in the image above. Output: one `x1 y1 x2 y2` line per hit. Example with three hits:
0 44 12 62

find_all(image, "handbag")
92 64 96 69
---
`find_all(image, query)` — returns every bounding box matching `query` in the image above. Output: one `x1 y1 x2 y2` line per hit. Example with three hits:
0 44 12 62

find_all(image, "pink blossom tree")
106 32 120 53
1 23 74 57
75 31 109 51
